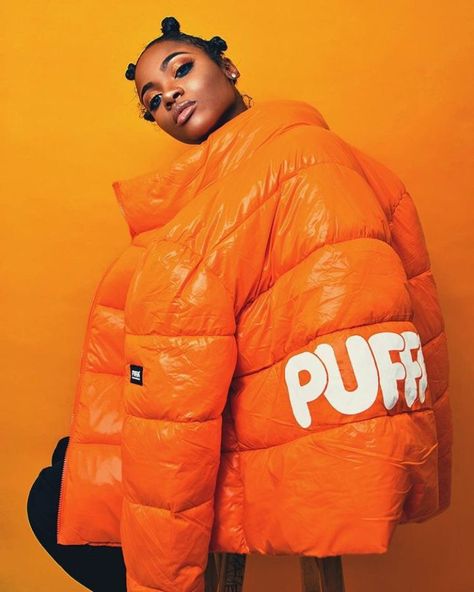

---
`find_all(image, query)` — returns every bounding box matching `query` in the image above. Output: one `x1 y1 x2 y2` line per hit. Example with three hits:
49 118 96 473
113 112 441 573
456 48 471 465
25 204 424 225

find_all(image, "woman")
27 15 453 592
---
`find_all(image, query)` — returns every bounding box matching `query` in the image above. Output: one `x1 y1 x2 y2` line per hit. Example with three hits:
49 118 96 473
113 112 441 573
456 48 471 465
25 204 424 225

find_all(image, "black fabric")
27 436 127 592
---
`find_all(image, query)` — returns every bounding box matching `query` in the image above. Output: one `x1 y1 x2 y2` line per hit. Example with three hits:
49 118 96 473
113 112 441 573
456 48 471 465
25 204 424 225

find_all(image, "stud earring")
231 73 237 79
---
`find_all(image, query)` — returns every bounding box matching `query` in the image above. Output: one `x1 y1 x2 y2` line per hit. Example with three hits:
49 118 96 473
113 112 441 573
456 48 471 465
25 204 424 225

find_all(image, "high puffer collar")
112 98 330 238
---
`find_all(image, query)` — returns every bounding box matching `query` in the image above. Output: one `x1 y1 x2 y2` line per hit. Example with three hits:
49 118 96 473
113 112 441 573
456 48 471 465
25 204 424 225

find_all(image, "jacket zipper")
57 372 87 541
56 441 68 541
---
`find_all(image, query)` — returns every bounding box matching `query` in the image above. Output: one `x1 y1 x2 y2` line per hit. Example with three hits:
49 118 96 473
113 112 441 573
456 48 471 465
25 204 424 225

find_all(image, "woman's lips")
176 101 197 125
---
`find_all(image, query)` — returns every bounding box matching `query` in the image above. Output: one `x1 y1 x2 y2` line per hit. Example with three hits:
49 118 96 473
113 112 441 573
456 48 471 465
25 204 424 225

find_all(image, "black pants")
26 436 127 592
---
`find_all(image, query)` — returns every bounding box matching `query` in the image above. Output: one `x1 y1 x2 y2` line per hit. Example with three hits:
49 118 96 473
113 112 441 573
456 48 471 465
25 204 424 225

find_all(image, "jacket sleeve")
120 238 237 592
388 187 453 513
347 143 452 516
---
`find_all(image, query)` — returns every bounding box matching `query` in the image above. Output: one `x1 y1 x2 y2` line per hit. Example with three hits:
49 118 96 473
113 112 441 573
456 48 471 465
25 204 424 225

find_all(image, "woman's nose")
164 88 182 109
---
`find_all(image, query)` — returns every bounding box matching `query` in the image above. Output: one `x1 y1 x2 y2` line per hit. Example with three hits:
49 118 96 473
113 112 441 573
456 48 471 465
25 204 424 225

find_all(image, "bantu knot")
161 16 180 36
208 36 227 52
125 63 136 80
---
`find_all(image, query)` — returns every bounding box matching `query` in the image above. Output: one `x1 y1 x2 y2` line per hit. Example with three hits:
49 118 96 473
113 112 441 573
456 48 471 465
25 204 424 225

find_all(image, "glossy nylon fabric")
57 99 453 592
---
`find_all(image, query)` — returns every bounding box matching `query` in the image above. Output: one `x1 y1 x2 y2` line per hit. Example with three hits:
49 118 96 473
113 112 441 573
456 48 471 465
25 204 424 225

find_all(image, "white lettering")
284 329 428 428
315 336 379 414
284 352 328 429
368 331 406 410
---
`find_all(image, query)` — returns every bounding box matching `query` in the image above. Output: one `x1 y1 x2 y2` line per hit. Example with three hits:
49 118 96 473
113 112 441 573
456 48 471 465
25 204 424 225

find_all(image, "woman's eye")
149 94 161 111
176 61 193 77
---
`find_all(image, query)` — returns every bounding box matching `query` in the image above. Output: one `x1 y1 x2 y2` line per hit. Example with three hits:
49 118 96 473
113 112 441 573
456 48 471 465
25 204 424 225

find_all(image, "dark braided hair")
124 16 244 123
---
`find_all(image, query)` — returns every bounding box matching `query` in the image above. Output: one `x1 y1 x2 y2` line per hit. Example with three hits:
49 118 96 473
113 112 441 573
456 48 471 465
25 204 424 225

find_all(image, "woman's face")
134 40 247 144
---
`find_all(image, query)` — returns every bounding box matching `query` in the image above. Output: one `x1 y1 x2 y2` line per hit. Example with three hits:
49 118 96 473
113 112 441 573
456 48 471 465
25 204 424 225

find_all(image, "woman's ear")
221 57 239 82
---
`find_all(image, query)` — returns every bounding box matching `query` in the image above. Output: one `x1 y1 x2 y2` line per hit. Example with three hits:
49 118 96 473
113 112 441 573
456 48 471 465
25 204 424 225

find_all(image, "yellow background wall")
2 1 473 590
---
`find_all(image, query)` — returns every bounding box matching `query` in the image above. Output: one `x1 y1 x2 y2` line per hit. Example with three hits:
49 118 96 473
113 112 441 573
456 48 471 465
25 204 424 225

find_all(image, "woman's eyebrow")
140 51 192 102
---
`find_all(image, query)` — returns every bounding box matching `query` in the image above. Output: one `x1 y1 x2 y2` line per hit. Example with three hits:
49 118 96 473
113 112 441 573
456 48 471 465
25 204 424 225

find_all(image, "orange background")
2 1 473 591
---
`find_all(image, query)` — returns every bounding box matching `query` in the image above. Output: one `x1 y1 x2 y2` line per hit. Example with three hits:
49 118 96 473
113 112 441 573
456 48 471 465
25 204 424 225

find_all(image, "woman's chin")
177 114 217 144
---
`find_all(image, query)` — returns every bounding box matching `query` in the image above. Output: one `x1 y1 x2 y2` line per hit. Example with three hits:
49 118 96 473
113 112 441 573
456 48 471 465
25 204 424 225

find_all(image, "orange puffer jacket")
57 99 453 592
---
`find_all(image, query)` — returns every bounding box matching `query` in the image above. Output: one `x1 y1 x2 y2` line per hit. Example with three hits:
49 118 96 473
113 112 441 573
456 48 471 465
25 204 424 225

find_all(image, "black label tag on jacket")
130 364 143 385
